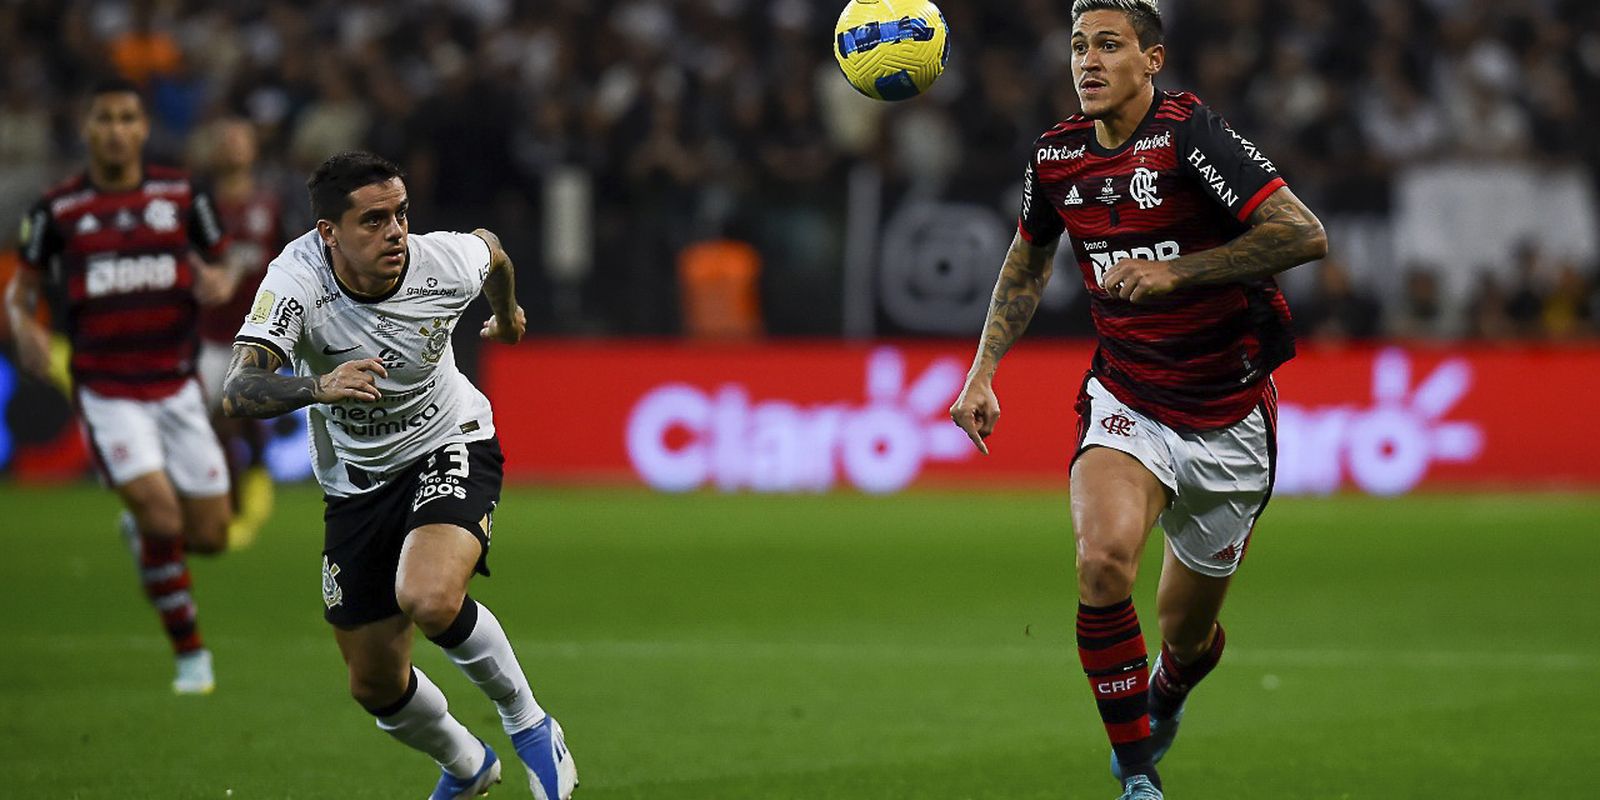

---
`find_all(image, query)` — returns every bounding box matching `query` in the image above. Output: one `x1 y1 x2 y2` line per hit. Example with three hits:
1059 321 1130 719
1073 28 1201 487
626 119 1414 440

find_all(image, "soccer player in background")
948 2 1328 799
220 152 577 800
6 79 243 694
194 117 284 547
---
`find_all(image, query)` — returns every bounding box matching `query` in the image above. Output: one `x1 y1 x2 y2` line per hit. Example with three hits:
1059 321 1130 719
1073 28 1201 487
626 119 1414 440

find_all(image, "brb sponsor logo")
1088 241 1180 289
626 348 974 493
85 253 177 298
1277 349 1483 496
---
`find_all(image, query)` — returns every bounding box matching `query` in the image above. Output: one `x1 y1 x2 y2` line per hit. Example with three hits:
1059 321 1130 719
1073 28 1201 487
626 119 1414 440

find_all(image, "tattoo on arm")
972 234 1056 378
473 228 517 318
221 344 318 419
1170 188 1329 287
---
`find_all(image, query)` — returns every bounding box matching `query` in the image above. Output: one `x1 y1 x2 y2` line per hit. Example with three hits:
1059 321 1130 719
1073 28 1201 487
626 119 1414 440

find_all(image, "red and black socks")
136 532 203 655
1151 622 1226 719
1077 598 1158 787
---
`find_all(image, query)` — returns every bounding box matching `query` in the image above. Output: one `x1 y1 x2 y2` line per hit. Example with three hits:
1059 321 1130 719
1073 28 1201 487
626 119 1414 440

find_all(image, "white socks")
375 668 484 778
440 600 546 734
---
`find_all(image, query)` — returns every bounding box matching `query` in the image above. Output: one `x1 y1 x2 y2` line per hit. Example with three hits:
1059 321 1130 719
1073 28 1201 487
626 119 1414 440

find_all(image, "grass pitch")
1 483 1595 799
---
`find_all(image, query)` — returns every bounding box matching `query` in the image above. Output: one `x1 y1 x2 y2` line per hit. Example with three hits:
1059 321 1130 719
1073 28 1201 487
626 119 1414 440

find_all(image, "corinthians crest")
321 556 343 609
419 318 450 364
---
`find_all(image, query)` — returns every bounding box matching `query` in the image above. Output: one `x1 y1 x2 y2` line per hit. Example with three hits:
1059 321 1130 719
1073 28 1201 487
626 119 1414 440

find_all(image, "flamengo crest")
1130 167 1162 210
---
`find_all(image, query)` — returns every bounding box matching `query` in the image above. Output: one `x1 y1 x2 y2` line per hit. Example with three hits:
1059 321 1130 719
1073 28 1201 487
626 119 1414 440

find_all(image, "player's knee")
129 502 184 541
348 667 409 711
1076 548 1139 604
186 517 229 555
1159 610 1215 658
395 584 464 635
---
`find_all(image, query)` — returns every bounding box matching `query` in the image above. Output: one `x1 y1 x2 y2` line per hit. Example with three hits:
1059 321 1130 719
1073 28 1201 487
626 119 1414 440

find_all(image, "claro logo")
1277 349 1483 496
626 349 974 493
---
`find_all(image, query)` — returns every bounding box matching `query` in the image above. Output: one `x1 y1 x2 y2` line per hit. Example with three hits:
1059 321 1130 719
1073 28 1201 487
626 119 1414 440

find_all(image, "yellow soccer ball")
833 0 950 101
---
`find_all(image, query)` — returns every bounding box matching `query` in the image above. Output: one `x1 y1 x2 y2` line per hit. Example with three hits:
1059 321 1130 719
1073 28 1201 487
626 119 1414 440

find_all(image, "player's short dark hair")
307 151 407 222
85 77 145 109
1071 0 1164 50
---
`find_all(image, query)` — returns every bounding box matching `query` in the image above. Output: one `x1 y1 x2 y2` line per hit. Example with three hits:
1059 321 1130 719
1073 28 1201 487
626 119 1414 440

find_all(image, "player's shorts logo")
1101 413 1135 436
1210 542 1242 564
322 556 343 609
1130 167 1162 210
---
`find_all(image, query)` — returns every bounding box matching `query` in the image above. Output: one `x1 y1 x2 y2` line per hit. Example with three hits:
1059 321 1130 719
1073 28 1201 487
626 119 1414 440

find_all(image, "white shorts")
1075 377 1276 578
78 379 231 497
197 340 232 412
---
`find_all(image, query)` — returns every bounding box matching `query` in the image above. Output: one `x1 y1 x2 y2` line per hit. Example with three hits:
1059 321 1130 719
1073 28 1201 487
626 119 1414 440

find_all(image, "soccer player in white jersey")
220 152 576 800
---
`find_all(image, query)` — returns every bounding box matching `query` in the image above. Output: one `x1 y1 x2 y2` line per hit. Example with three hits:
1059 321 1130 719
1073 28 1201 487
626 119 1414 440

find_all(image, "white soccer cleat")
172 649 215 695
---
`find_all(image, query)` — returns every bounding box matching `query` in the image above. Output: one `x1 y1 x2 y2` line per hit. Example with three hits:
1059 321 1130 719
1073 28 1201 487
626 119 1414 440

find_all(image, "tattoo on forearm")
474 228 517 318
1170 192 1327 286
221 345 318 418
975 235 1055 374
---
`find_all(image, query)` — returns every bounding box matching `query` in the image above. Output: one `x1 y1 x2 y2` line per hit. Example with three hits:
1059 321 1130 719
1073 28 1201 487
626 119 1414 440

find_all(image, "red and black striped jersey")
18 164 228 399
1018 90 1294 431
198 188 285 344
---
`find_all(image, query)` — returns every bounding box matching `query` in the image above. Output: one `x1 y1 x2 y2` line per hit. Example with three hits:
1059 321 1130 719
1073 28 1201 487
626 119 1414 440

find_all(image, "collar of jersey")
322 241 410 304
1086 90 1163 159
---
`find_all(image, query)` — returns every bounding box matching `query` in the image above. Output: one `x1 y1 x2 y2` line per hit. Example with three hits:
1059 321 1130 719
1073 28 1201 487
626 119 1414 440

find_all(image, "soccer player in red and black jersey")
5 79 245 695
195 117 285 548
949 2 1327 799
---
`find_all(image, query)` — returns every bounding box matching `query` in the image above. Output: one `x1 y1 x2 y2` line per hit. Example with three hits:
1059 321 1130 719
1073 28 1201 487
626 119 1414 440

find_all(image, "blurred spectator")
1505 243 1549 337
1297 258 1383 341
108 0 181 87
1386 266 1458 340
4 0 1598 339
1542 262 1593 339
1465 273 1516 340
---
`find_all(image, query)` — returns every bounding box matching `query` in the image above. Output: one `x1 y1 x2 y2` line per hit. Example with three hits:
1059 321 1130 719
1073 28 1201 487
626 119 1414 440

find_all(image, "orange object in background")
109 30 183 85
678 240 763 339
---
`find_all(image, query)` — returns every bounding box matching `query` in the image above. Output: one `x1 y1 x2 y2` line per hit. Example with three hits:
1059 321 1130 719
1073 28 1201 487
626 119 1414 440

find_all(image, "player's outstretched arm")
949 232 1058 455
472 227 526 345
220 344 388 418
1103 186 1328 303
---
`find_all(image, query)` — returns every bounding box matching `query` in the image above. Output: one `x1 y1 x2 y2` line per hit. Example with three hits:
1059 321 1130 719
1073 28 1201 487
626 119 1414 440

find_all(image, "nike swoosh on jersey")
322 344 361 355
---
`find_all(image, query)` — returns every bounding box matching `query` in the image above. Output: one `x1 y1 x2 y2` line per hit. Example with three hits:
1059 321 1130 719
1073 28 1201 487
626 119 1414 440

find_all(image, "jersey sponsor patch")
85 253 178 298
268 296 304 337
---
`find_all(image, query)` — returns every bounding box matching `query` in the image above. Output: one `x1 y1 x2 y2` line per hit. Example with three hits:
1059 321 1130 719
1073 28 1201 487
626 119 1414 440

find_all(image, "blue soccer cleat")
1117 774 1162 799
430 741 501 800
1110 704 1183 780
511 715 578 800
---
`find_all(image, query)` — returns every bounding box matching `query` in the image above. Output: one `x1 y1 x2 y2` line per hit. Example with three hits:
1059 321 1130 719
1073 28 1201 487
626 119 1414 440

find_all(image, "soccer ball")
833 0 950 101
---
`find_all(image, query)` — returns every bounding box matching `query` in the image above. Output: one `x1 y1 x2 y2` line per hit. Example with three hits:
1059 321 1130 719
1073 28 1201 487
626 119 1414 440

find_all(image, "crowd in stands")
2 0 1597 339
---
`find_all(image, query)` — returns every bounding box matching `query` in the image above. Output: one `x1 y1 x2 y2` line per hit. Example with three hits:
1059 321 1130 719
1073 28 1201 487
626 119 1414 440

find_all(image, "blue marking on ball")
874 71 921 101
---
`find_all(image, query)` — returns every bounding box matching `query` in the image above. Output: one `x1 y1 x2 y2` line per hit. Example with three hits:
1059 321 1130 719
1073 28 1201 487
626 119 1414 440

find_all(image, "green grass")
2 484 1596 799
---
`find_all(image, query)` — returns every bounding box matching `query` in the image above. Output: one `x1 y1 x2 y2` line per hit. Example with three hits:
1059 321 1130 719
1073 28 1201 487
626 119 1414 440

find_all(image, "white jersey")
236 229 496 496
